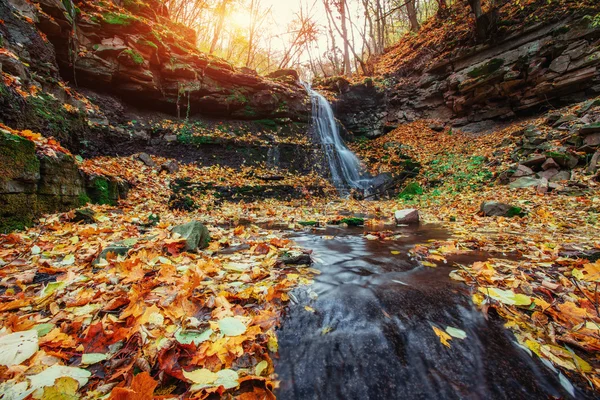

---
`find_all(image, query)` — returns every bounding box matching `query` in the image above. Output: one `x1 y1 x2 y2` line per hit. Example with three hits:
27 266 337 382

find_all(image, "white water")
302 82 371 191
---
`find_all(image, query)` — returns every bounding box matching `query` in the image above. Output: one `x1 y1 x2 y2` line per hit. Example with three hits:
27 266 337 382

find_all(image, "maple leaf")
109 372 158 400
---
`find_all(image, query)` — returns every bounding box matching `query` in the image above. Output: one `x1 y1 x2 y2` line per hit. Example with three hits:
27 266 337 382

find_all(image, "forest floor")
1 106 599 398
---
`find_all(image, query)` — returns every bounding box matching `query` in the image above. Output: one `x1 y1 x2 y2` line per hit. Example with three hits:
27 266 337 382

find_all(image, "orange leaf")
110 372 158 400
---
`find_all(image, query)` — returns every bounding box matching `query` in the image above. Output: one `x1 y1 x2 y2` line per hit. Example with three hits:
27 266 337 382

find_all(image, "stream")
274 225 586 399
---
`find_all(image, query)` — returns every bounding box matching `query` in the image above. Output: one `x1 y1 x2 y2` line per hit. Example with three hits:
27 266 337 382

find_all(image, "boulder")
394 209 420 225
429 123 445 132
172 221 210 252
72 208 96 224
480 202 524 217
160 160 179 174
136 153 156 167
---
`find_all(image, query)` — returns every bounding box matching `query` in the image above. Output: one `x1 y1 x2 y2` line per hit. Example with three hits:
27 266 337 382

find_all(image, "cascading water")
302 82 371 192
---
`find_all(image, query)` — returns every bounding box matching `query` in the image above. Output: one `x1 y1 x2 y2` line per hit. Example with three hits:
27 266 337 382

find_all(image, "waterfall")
301 81 371 192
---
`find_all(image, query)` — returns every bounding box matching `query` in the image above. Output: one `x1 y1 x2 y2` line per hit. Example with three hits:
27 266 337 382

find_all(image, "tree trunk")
209 0 228 55
468 0 498 43
339 0 352 76
406 0 420 33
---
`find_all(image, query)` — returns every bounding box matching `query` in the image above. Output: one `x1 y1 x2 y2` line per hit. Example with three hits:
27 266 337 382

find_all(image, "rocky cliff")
320 1 600 137
34 0 308 120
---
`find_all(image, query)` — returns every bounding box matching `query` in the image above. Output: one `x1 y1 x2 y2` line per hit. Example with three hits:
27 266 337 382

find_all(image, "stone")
136 153 156 167
164 135 178 143
480 202 524 217
160 160 179 174
541 158 559 170
509 177 540 189
537 168 559 180
586 151 600 174
520 154 546 168
429 123 445 132
549 170 571 182
278 251 312 266
93 241 134 265
394 209 420 225
584 132 600 146
72 208 96 224
548 151 579 168
512 164 534 178
549 54 570 74
172 221 210 252
537 177 549 194
579 123 600 136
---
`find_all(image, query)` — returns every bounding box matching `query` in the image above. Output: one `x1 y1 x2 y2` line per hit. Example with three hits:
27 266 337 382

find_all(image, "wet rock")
172 221 210 252
136 152 156 167
72 208 96 224
541 158 559 170
394 209 420 225
480 202 524 217
509 176 540 189
164 135 178 143
520 154 546 168
278 251 312 266
160 160 179 174
512 164 534 178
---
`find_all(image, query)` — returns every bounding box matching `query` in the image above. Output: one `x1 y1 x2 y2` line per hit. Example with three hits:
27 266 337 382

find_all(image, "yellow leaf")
432 326 452 348
183 368 217 385
41 377 79 400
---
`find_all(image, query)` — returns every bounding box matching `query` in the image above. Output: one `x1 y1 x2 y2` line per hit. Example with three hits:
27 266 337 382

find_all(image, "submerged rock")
394 209 420 225
172 221 210 252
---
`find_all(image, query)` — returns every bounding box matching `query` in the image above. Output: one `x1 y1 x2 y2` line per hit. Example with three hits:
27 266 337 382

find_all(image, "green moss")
119 49 145 65
256 119 278 130
399 182 423 201
78 193 91 206
507 206 526 218
138 39 158 50
88 177 113 205
0 132 39 180
299 221 318 227
103 12 136 26
339 217 364 227
0 216 30 233
467 58 505 79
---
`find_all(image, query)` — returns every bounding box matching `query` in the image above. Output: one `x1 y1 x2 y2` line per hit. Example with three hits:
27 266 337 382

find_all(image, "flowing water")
302 82 371 192
274 226 590 399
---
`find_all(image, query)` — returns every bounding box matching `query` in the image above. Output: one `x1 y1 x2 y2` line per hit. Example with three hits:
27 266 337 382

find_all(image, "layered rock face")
0 129 128 232
316 78 387 138
324 17 600 135
398 17 600 130
34 0 309 120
